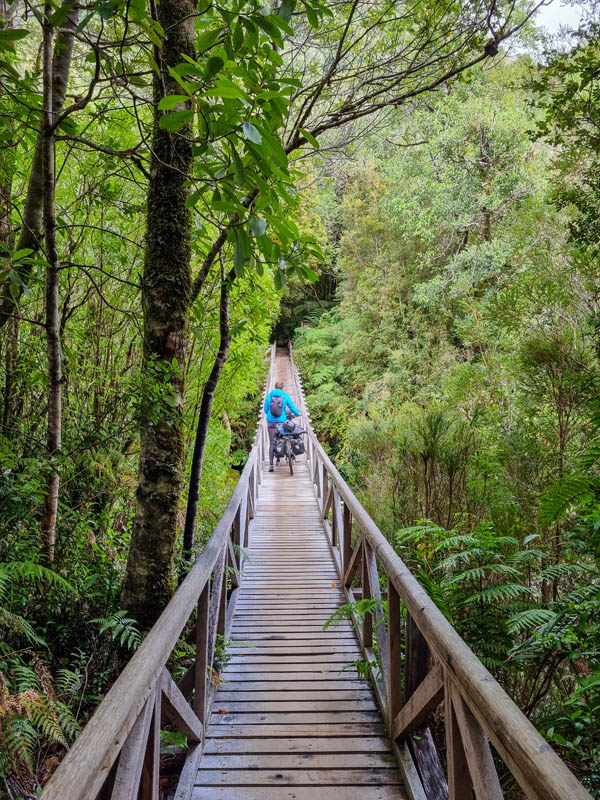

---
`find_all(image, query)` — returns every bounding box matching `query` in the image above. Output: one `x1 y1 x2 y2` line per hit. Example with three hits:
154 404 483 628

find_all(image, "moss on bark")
121 0 194 628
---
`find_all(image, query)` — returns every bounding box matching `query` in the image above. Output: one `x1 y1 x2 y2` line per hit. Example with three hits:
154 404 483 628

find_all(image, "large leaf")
157 94 189 110
159 109 194 131
242 121 262 144
249 215 267 237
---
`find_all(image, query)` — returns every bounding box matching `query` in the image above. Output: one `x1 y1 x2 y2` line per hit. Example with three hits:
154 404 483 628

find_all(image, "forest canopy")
1 0 600 795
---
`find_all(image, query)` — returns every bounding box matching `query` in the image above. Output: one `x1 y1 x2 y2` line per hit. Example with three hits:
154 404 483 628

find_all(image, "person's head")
274 382 284 390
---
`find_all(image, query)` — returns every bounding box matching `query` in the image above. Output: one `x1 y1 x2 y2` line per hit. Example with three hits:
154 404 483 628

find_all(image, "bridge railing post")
194 582 210 726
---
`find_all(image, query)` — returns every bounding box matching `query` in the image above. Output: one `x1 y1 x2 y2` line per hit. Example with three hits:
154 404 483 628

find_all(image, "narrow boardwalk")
193 351 406 798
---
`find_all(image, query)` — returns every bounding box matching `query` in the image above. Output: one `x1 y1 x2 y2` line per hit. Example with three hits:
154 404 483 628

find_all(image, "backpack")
269 393 285 417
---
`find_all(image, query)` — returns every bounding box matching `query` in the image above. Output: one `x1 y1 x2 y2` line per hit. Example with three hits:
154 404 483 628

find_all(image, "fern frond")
91 610 142 651
0 561 75 594
507 608 557 634
0 609 46 647
433 534 478 552
467 583 535 605
539 474 596 526
324 598 387 630
539 562 594 582
55 669 82 697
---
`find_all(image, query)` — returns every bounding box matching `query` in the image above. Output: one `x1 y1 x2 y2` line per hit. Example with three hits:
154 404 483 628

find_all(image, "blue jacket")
264 389 300 423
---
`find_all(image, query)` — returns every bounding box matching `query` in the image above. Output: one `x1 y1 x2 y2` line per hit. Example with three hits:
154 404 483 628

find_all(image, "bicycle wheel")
285 438 293 475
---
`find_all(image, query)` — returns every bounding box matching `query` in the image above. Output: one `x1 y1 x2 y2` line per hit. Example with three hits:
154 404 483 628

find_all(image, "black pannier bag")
291 435 305 455
273 437 286 458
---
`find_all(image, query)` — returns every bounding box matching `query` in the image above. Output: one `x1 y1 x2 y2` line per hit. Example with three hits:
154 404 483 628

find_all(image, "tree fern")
507 608 558 635
539 473 598 526
0 561 74 594
467 582 535 606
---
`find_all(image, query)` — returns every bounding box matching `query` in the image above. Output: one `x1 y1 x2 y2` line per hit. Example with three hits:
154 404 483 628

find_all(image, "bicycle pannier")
291 436 305 455
273 437 285 458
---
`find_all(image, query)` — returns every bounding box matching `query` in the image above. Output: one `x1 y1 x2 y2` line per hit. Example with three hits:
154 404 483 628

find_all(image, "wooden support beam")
344 535 363 587
452 688 503 800
322 483 334 520
247 486 254 520
160 668 203 743
363 543 389 692
362 541 373 650
140 689 160 800
445 676 473 800
194 582 209 724
112 697 154 800
392 663 444 740
217 555 227 640
207 547 226 672
404 610 447 799
343 502 352 575
331 487 340 547
321 464 328 514
227 533 239 589
387 578 403 729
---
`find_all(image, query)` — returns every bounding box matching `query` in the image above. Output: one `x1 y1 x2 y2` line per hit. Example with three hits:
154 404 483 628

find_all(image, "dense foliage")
1 0 599 794
294 52 600 793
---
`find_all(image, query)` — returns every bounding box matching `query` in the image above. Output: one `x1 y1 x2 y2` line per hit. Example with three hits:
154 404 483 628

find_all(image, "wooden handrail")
40 346 275 800
288 341 592 800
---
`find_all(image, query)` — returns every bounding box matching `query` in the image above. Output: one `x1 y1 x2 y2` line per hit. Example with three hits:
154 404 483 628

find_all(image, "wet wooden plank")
211 700 379 712
203 737 392 754
194 768 404 785
198 753 397 769
192 787 407 799
209 711 382 724
215 690 375 701
186 348 403 800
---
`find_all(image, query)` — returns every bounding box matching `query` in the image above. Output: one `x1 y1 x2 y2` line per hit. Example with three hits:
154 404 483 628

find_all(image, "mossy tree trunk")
121 0 194 627
41 0 62 564
0 0 79 330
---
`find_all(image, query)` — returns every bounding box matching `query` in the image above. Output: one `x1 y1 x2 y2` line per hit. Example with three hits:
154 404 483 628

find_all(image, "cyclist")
264 381 300 472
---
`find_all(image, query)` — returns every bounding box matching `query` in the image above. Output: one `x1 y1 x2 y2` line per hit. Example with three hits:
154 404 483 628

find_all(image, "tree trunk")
2 314 18 435
0 0 79 330
182 271 232 563
41 0 62 564
121 0 194 627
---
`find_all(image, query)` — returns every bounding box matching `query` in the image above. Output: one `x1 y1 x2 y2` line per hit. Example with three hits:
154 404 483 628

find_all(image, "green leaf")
158 109 193 131
301 265 318 281
232 24 244 51
299 127 320 149
278 0 296 22
204 55 224 80
129 75 150 87
204 86 246 99
231 145 246 184
157 94 189 110
234 231 248 276
12 248 34 260
242 121 262 144
0 29 29 43
196 28 222 52
249 215 267 237
49 3 74 26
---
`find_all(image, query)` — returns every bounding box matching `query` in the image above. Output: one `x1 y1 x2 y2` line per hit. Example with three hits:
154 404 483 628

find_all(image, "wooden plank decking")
192 352 406 799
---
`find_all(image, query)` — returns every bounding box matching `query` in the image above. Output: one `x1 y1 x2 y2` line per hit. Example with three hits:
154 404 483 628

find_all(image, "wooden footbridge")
42 346 592 800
